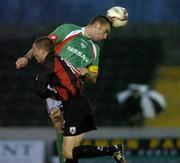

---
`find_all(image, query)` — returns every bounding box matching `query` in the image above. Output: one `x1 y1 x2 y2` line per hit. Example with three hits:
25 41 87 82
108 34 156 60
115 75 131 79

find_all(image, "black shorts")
61 94 96 136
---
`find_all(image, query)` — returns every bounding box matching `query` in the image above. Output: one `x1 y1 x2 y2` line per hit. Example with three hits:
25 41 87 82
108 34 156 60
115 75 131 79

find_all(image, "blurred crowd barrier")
0 127 180 163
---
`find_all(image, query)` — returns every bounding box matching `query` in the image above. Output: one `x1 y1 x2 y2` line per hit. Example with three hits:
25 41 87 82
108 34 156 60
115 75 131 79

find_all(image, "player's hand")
15 57 29 69
77 67 89 76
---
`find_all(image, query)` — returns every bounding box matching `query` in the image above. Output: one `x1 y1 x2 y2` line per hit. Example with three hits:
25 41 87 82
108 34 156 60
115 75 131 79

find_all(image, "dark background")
0 0 179 126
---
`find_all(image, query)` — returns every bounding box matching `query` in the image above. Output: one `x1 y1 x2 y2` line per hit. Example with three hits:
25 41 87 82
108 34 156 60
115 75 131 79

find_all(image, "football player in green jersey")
16 15 111 83
16 15 126 163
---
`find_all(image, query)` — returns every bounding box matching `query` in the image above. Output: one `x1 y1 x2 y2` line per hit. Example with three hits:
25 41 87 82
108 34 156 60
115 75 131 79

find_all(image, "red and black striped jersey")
35 52 82 101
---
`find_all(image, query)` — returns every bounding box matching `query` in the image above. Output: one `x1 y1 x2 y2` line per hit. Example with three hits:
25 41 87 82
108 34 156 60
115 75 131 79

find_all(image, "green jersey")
48 24 100 73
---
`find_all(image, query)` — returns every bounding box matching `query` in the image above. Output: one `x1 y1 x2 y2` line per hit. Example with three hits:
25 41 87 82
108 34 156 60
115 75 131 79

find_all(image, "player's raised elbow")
90 77 97 83
85 72 98 84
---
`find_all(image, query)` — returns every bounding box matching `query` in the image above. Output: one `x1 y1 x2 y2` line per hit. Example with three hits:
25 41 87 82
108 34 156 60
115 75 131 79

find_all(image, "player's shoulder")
60 23 81 30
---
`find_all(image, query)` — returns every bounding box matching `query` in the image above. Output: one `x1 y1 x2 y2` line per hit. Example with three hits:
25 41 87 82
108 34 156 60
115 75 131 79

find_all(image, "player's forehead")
101 23 111 33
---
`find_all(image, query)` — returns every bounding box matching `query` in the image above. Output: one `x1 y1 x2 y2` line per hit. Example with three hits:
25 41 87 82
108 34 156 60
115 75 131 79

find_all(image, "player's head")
32 36 54 63
87 15 112 41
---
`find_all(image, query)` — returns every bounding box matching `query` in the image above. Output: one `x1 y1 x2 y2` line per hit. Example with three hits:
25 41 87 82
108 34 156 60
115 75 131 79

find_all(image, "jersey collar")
81 27 85 36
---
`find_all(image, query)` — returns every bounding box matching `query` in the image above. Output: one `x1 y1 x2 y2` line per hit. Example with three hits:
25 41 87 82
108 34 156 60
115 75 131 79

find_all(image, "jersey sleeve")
88 43 100 74
48 24 71 45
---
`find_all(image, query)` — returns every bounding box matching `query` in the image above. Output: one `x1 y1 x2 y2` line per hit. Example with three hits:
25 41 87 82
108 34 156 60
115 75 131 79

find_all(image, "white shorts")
46 85 62 113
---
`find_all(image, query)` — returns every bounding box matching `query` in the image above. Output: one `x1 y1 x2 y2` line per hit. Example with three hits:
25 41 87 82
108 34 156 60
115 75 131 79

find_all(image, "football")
107 6 128 28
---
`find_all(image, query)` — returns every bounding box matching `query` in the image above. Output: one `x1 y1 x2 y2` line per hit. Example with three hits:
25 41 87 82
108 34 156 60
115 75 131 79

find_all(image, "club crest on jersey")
49 34 57 40
69 127 76 134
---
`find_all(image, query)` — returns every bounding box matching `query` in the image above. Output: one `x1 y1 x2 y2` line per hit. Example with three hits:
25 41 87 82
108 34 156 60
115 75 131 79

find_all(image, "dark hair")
89 15 112 28
33 36 54 52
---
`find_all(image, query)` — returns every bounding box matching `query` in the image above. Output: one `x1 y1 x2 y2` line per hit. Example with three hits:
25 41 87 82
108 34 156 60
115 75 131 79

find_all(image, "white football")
107 6 128 27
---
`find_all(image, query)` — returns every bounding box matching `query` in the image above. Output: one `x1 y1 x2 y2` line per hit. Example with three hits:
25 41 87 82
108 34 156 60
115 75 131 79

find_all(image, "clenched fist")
15 57 29 69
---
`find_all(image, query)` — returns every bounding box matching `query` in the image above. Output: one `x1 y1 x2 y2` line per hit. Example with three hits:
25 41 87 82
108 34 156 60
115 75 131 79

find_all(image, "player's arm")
16 24 67 69
15 48 34 69
78 66 98 83
85 71 98 83
80 41 99 83
15 31 58 70
35 62 58 99
15 26 62 70
35 71 54 99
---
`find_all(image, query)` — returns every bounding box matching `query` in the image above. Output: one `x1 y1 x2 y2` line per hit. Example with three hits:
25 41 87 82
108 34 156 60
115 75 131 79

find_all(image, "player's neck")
84 26 92 39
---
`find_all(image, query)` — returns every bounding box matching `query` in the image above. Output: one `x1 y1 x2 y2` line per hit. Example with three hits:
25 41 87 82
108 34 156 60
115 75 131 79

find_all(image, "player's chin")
36 58 41 63
95 38 104 42
93 38 99 42
36 59 40 63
